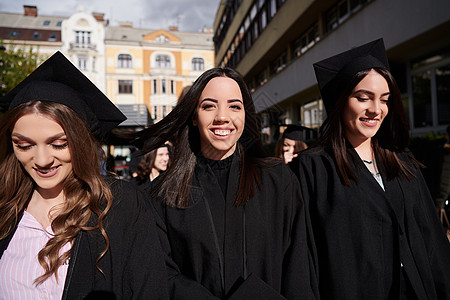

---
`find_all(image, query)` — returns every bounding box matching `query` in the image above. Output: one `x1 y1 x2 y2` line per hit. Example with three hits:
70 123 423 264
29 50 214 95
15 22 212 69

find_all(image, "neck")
150 168 160 181
349 137 374 161
27 188 65 228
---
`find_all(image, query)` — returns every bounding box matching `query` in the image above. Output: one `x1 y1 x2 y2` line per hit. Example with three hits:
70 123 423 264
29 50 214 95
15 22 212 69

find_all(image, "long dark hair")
130 67 276 208
319 67 416 185
0 101 113 284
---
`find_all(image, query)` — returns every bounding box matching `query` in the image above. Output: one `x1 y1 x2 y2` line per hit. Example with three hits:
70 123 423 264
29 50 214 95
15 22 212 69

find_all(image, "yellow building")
105 26 214 123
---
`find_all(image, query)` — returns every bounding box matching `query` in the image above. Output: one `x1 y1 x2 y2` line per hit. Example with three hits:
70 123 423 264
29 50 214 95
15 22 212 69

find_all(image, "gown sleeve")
149 197 221 300
228 164 319 300
408 161 450 298
112 181 171 299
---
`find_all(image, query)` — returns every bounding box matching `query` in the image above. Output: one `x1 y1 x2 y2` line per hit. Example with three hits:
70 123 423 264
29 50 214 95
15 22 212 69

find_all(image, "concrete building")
213 0 450 142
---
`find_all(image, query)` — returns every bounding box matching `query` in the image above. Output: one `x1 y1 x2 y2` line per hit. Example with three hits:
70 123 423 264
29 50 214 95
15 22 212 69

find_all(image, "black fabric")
0 179 169 299
291 146 450 299
199 152 234 199
282 125 305 141
313 38 389 113
150 151 319 299
1 51 126 139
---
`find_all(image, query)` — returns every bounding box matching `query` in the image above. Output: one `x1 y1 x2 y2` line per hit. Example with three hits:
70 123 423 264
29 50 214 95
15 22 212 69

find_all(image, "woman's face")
282 138 296 154
11 113 73 195
342 69 390 146
153 146 169 172
193 76 245 160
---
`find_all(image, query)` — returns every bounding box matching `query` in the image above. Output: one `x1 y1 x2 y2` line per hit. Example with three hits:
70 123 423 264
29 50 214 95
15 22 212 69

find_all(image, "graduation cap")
313 38 390 113
1 51 126 139
282 125 305 141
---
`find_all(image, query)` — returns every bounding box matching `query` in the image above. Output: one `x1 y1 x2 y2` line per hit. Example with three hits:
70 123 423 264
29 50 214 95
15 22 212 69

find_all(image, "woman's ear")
192 114 198 126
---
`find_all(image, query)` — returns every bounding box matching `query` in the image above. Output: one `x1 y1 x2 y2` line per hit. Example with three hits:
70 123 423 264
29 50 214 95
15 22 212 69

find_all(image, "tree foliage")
0 41 41 112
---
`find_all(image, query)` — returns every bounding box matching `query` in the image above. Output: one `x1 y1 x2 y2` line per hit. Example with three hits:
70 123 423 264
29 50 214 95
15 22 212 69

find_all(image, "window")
192 57 205 71
436 63 450 125
56 21 62 26
32 32 40 39
162 79 166 94
78 57 87 70
48 34 57 41
170 80 174 94
119 80 133 94
292 22 319 58
156 34 169 43
162 105 167 118
153 80 157 93
153 106 158 119
75 31 91 48
9 31 19 37
43 20 50 26
156 55 171 68
118 54 132 68
325 0 370 33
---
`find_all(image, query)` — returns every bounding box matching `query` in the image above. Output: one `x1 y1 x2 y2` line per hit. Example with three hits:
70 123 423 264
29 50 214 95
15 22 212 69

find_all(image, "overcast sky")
0 0 222 32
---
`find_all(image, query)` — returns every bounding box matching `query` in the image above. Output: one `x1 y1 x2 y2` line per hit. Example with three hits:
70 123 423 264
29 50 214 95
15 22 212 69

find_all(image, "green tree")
0 41 41 112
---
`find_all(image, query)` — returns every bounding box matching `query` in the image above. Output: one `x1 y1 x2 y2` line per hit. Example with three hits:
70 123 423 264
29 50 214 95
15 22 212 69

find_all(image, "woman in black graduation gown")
131 67 318 299
291 39 450 299
0 52 169 299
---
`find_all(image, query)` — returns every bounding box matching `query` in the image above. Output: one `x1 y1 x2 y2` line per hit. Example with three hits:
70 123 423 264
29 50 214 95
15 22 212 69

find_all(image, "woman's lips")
33 166 60 178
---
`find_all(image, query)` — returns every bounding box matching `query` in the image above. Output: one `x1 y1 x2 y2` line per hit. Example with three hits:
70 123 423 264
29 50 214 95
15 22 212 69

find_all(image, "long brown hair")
130 67 278 208
0 101 113 284
319 68 416 185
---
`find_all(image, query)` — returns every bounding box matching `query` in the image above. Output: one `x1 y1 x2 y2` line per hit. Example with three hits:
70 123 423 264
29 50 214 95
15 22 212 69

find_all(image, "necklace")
362 159 375 164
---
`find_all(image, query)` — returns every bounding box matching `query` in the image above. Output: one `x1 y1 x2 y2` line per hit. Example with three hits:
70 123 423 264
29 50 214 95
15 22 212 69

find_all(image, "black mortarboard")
1 51 126 139
282 125 304 141
313 38 390 113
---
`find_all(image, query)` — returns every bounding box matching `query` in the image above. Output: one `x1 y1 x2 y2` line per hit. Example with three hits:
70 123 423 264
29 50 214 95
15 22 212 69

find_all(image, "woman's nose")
368 99 382 114
34 147 54 167
213 109 230 124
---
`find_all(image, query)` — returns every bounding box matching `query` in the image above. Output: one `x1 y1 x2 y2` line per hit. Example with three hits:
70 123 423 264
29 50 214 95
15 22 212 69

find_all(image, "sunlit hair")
130 67 278 208
319 67 416 185
0 101 113 285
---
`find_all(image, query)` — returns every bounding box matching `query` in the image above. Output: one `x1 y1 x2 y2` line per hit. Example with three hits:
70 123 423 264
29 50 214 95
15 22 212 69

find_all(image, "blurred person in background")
274 125 308 165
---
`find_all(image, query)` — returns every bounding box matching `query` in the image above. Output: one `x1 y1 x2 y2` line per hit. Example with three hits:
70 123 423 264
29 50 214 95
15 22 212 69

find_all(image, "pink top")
0 211 70 300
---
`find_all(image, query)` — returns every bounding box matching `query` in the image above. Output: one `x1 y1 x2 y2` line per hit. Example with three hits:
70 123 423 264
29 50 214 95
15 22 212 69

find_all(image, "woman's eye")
230 105 242 110
15 144 32 151
51 141 68 150
201 104 214 110
381 98 390 103
356 96 369 101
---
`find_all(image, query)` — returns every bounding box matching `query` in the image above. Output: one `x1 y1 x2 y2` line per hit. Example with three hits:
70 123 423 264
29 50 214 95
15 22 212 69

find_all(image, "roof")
105 26 213 48
0 12 66 30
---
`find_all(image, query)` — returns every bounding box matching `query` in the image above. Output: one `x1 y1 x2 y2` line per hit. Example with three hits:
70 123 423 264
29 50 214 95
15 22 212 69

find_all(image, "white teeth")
35 167 57 174
214 129 231 136
361 118 377 123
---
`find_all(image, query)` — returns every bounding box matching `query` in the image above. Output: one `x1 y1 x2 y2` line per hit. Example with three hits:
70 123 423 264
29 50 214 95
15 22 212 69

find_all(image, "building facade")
213 0 450 142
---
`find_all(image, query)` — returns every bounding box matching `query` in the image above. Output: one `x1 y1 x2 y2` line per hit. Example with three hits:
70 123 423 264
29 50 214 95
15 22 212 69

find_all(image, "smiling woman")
0 51 169 299
127 67 319 299
290 38 450 299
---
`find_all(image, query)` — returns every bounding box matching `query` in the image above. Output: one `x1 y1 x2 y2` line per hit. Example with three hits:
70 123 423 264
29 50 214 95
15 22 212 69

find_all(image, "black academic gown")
0 178 169 300
150 152 318 299
291 146 450 300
